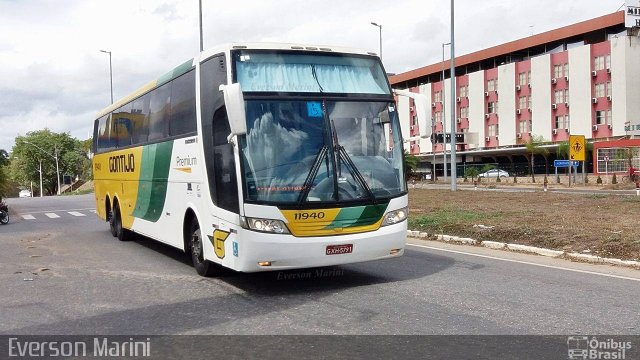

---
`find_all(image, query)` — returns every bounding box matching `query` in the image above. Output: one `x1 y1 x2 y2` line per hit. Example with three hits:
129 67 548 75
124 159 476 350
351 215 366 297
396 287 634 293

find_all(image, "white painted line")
90 210 97 213
22 208 95 215
45 213 60 219
407 243 640 283
68 211 86 217
21 214 35 220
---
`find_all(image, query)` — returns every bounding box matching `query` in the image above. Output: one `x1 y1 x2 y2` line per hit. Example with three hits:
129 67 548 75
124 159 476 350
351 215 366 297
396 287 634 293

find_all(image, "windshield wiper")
330 120 374 200
297 145 328 204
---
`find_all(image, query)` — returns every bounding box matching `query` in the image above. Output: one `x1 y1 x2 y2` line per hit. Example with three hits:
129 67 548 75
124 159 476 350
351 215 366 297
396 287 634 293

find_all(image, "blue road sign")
554 160 579 168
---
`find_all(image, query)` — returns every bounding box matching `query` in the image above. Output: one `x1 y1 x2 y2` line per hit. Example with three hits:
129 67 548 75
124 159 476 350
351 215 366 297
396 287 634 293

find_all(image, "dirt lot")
408 188 640 261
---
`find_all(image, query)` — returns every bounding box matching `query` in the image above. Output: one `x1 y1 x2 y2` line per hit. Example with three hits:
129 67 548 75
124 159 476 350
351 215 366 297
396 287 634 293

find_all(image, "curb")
407 231 640 269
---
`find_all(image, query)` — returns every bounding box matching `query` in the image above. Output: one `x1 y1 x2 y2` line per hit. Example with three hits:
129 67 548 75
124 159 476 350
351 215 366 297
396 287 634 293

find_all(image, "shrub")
496 176 501 183
596 176 602 184
513 176 517 183
612 174 618 184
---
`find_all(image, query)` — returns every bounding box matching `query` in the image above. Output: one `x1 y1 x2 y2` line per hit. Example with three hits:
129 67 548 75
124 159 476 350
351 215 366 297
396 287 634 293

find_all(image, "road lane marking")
19 208 95 215
407 243 640 283
68 211 86 217
21 214 35 220
44 213 60 219
90 210 97 213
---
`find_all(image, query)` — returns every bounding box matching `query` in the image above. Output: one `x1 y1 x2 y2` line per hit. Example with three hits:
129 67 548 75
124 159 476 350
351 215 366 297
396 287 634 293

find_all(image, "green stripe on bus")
323 203 387 229
132 142 174 222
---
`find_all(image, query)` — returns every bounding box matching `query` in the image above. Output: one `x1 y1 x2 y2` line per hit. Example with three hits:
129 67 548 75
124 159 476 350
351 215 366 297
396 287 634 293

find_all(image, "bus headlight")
381 207 408 227
246 217 291 234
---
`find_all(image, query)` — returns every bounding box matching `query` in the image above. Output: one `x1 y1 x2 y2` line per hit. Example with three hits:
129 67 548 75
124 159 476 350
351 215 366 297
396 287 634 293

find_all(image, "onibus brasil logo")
567 336 632 359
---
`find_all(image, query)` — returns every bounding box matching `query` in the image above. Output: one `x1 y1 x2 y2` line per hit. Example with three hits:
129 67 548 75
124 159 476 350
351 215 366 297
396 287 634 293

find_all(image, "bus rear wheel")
189 220 221 277
112 202 133 241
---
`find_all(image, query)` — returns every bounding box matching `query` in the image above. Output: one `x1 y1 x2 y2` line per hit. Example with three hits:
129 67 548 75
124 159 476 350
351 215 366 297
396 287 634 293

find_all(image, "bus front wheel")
189 220 221 277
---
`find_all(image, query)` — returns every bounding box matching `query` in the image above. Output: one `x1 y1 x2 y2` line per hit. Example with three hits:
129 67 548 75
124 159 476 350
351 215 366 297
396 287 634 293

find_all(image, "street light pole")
199 0 204 52
100 50 113 104
449 0 458 191
442 42 451 182
370 22 382 61
38 160 43 198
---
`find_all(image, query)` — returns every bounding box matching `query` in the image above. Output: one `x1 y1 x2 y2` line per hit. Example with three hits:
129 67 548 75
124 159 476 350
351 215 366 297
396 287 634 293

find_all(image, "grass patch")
409 208 502 231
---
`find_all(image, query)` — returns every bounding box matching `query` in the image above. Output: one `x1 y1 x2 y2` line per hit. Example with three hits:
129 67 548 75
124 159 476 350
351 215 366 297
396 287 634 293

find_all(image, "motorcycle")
0 201 8 225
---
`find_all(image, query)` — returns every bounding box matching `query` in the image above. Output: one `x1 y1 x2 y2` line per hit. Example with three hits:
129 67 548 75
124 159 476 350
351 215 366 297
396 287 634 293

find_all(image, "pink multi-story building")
391 11 640 177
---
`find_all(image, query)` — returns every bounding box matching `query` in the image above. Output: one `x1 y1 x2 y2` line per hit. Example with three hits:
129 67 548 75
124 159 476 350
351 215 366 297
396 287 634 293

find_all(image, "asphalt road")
0 194 639 335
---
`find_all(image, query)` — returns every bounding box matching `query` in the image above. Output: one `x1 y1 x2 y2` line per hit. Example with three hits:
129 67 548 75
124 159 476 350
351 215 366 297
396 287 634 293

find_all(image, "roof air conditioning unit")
607 95 612 101
516 109 521 115
552 104 557 110
457 97 461 102
592 98 598 104
551 78 557 85
485 136 491 142
591 70 597 77
606 68 611 74
608 124 613 130
564 76 569 81
593 125 599 131
553 129 558 135
516 85 521 91
485 113 490 119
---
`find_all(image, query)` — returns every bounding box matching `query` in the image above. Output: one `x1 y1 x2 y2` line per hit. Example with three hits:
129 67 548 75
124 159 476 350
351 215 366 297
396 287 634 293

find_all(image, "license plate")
326 244 353 255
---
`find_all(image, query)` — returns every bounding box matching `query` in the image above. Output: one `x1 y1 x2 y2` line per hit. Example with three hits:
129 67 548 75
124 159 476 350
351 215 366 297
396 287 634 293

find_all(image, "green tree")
525 135 549 183
464 166 481 182
403 151 420 179
10 130 91 195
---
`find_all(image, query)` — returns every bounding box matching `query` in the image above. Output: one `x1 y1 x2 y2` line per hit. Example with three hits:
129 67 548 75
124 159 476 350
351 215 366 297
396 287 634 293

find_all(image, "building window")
605 54 611 70
554 90 564 104
564 89 570 103
518 120 528 133
563 63 569 77
595 110 605 125
527 96 532 109
606 81 612 97
518 96 527 110
460 106 469 118
434 91 442 103
594 56 605 71
487 79 498 92
435 111 442 124
411 115 418 126
459 85 468 97
488 124 498 136
555 115 569 129
606 109 612 125
554 65 563 79
487 101 498 114
518 73 527 86
594 83 605 98
527 71 531 85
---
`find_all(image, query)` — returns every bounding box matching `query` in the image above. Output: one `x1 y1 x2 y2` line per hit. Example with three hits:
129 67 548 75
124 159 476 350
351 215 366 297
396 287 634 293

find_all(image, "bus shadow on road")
127 233 456 295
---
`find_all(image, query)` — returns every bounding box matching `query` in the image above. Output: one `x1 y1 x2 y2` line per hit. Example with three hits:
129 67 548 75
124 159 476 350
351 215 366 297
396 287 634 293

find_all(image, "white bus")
93 43 425 276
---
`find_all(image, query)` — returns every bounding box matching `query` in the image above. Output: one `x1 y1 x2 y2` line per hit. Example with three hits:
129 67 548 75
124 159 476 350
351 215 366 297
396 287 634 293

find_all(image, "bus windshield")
240 100 406 204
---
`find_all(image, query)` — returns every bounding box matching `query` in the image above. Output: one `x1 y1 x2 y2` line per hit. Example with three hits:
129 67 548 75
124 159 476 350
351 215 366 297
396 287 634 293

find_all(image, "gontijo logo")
109 154 135 173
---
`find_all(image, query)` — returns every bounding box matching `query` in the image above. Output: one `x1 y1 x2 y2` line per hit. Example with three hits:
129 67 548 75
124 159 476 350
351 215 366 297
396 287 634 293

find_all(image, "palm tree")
525 135 549 183
403 151 420 179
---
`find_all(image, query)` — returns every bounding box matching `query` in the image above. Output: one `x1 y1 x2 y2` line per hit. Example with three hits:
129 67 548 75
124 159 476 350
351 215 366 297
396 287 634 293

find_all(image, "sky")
0 0 625 152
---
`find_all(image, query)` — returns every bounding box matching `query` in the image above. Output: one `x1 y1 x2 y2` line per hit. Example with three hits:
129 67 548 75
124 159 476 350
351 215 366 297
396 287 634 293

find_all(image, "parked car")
19 189 32 198
478 169 510 178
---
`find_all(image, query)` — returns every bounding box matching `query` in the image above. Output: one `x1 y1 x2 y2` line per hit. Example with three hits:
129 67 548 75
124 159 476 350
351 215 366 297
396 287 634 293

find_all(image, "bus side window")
169 70 196 137
149 83 171 142
132 94 150 145
212 106 239 213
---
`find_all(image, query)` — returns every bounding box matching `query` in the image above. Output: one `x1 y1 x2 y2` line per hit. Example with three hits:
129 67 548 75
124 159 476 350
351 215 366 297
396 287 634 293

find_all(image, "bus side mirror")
219 83 247 138
393 89 431 139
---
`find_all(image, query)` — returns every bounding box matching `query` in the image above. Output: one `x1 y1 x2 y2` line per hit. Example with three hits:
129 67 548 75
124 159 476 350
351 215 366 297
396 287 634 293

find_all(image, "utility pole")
449 0 458 191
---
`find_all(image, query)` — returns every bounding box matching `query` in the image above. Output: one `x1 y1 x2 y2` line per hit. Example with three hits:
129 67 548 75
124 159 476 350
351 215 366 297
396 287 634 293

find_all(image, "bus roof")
95 42 379 119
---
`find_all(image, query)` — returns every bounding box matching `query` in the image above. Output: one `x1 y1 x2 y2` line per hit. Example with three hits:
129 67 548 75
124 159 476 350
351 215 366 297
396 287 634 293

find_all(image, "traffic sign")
554 160 579 168
569 135 586 161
